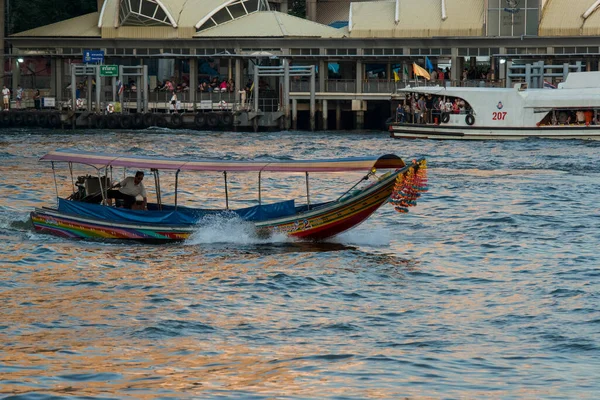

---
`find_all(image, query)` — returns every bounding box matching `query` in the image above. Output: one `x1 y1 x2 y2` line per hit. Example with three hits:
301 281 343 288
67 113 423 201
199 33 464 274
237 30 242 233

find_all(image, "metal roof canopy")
253 61 316 131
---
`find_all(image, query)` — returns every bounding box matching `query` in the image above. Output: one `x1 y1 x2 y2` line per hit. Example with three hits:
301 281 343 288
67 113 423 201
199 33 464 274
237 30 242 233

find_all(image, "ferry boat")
389 71 600 140
30 149 428 242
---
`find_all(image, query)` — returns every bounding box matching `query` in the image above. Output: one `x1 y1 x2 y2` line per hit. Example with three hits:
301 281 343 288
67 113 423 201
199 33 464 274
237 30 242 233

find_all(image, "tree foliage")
7 0 97 34
288 0 306 18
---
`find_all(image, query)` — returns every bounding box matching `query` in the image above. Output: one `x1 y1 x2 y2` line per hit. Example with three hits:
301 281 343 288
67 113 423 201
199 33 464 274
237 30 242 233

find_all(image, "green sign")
100 65 118 77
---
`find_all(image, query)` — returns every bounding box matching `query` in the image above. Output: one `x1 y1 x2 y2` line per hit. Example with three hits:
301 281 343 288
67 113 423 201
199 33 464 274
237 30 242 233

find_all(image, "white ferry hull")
389 124 600 140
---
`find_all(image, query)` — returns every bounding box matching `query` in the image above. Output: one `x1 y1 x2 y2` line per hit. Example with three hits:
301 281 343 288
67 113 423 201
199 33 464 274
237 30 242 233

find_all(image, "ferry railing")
363 80 397 93
325 80 356 93
290 80 321 92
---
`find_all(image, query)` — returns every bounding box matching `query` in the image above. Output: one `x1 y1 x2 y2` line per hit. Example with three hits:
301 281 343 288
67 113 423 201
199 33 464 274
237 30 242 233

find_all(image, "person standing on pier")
15 85 23 109
2 86 10 110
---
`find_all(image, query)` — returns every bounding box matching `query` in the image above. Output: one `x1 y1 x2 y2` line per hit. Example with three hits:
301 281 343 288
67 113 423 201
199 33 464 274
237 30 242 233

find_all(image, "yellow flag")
393 70 400 82
413 63 431 80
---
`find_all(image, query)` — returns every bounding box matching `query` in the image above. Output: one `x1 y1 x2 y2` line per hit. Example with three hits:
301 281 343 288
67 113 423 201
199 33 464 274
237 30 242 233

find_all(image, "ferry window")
488 0 539 37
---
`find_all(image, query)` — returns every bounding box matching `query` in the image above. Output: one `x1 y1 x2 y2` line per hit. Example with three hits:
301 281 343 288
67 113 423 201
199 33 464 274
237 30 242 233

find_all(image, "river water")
0 128 599 399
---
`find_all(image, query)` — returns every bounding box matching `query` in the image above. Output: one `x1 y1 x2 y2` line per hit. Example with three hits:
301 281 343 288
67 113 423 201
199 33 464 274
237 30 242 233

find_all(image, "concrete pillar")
228 59 233 80
450 47 461 83
0 0 5 87
336 101 341 130
322 99 328 130
189 58 197 109
386 63 391 82
306 0 317 21
356 110 364 130
292 98 297 130
56 60 63 102
356 60 363 93
280 0 288 13
309 65 316 131
12 58 20 93
283 58 290 129
234 58 242 104
319 59 326 92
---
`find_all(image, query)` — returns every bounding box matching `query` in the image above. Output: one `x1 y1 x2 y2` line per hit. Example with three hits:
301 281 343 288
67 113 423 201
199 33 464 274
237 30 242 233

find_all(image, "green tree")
288 0 306 18
8 0 97 34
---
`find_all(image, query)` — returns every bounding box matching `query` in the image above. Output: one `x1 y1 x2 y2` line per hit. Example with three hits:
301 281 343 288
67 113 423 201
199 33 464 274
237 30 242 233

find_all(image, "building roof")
194 11 346 38
12 12 101 37
539 0 600 36
348 0 484 38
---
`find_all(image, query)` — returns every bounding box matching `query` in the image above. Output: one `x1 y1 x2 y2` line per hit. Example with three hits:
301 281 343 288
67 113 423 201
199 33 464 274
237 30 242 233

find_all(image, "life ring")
218 100 228 110
133 113 144 128
25 113 37 126
142 113 155 127
441 112 450 123
194 113 206 128
106 103 115 114
221 112 233 126
170 113 184 128
48 113 61 128
120 114 133 129
76 98 84 109
207 112 219 128
465 114 475 126
12 112 24 125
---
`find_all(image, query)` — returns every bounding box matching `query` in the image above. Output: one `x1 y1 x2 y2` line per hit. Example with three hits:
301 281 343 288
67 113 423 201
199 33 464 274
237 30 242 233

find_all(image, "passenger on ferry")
452 99 460 114
425 95 434 123
417 96 426 124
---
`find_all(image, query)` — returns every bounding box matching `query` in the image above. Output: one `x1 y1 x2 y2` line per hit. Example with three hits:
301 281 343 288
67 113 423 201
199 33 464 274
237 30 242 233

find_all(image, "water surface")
0 128 599 399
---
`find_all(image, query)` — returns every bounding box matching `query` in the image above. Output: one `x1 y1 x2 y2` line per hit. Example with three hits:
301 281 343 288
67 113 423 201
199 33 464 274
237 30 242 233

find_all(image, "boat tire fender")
12 112 24 125
194 113 206 128
156 115 167 127
1 112 11 126
25 113 37 126
120 114 133 129
107 114 119 129
221 112 233 126
36 113 48 127
133 113 144 128
441 112 450 124
465 114 475 126
207 112 219 128
142 113 155 127
94 115 107 129
48 113 61 128
170 113 184 128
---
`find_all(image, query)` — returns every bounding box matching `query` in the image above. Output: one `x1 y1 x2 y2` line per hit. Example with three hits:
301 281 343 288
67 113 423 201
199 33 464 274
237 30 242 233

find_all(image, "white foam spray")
185 212 290 245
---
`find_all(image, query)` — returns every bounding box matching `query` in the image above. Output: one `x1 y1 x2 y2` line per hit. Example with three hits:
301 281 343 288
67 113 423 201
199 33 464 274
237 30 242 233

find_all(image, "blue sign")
83 50 104 64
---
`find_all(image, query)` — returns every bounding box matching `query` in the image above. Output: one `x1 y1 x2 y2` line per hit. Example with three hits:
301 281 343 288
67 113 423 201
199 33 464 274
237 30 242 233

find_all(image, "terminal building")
4 0 600 130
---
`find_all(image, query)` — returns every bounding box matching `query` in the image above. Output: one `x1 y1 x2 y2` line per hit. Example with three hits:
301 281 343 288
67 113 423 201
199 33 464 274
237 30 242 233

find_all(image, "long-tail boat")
30 149 427 241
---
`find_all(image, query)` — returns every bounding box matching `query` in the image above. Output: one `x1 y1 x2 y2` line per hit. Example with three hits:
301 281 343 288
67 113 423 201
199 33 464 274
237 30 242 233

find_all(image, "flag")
543 80 556 89
403 64 409 79
393 70 400 82
413 63 431 80
425 56 434 73
116 79 124 95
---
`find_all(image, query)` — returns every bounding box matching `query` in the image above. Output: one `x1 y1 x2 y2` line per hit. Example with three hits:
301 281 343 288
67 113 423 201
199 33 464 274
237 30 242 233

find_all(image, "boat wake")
185 212 290 245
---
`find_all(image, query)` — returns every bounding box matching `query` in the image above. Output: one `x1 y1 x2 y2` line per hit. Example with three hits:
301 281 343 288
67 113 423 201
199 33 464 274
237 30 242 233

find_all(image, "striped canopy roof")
40 149 406 172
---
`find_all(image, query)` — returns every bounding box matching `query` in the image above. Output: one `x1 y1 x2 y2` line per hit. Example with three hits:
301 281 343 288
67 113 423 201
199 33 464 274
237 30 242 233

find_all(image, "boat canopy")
40 149 406 172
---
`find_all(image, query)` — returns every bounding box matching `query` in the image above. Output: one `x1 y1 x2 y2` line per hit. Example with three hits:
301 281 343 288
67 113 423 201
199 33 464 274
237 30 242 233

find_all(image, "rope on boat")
390 159 428 213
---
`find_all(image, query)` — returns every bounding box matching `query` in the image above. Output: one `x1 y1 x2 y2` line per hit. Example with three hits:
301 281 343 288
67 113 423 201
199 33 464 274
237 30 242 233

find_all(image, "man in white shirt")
2 86 10 110
107 171 147 209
